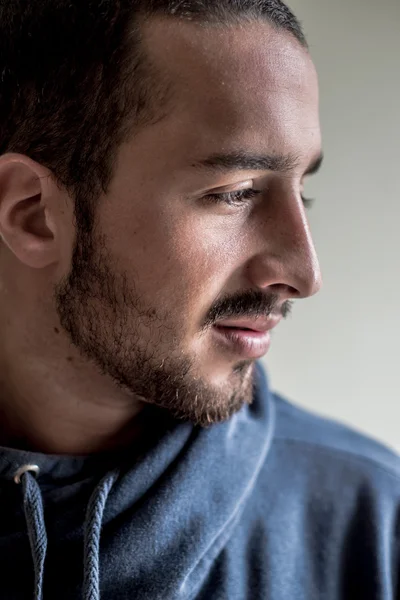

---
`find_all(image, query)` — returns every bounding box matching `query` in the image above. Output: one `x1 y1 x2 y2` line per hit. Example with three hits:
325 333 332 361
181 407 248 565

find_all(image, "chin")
201 355 255 386
148 355 256 428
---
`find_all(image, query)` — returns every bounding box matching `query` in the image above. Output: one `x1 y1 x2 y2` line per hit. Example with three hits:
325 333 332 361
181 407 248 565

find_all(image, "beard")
54 228 255 428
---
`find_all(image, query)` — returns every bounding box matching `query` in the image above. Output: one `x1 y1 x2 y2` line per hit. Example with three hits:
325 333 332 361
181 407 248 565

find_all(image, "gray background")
264 0 400 452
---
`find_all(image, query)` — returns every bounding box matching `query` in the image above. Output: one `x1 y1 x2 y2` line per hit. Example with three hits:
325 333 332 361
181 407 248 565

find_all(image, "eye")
203 188 261 207
301 195 315 209
203 189 315 209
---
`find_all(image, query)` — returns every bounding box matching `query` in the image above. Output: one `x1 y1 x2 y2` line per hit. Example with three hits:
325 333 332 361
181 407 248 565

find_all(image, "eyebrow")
304 153 324 176
191 151 324 176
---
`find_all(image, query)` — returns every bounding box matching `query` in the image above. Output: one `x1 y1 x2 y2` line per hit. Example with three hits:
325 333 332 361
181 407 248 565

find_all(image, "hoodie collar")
0 362 274 600
101 362 275 599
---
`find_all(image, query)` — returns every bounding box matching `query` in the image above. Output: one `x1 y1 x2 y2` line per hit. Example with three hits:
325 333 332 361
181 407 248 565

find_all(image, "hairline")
121 12 309 148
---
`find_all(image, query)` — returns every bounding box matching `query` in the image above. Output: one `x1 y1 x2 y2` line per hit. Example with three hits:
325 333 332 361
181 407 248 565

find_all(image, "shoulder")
271 390 400 485
254 361 400 483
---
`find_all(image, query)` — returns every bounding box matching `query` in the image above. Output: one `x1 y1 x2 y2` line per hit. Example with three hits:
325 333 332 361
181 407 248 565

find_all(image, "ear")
0 153 62 268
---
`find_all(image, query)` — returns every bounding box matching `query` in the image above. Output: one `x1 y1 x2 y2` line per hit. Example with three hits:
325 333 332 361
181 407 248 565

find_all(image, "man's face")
56 18 322 426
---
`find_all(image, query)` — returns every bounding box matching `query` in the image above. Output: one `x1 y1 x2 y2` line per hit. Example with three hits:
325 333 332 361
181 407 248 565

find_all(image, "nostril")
268 283 300 298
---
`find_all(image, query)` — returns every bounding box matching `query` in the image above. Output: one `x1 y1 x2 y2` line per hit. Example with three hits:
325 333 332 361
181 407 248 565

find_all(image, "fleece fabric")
0 361 399 599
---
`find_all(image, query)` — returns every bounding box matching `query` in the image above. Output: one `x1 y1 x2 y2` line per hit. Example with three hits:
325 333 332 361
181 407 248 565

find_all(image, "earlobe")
0 153 58 269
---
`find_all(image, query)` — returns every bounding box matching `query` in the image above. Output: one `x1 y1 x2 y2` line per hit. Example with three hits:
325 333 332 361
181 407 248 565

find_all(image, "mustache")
203 289 293 328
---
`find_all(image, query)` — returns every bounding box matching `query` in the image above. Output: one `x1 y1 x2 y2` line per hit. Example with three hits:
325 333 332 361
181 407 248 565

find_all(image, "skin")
0 18 322 455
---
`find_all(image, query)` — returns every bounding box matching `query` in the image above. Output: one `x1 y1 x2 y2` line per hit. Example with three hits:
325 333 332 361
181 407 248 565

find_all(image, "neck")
0 263 152 456
0 345 147 456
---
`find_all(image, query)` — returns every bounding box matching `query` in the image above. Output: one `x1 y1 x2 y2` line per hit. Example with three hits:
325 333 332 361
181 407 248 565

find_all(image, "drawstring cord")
14 464 120 600
14 465 47 600
83 468 120 600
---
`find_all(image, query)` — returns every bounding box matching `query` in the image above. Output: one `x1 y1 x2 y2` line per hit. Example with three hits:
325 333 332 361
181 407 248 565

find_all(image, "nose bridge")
255 196 322 298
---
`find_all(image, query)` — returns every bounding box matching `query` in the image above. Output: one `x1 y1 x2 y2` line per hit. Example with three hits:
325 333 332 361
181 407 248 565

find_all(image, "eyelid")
205 179 255 194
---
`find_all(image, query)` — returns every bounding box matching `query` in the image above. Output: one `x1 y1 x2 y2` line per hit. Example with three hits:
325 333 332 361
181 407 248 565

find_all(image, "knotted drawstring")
14 464 120 600
83 468 120 600
14 465 47 600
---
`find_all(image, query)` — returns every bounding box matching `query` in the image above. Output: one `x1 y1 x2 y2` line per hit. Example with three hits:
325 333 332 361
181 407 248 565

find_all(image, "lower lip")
212 326 271 359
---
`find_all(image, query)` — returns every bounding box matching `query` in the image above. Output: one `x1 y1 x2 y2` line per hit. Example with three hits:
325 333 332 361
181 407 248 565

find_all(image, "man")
0 0 398 598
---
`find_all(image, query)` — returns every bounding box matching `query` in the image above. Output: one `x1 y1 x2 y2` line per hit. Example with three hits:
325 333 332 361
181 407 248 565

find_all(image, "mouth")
211 316 281 359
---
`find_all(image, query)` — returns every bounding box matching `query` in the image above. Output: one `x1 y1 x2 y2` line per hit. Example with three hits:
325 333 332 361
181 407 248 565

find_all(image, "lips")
213 315 282 333
211 315 282 359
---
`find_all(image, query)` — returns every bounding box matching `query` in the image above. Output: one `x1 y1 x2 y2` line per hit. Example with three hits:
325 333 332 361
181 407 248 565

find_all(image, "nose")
247 192 322 299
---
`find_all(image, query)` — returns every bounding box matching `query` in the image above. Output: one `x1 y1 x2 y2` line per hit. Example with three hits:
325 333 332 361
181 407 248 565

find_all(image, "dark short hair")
0 0 307 233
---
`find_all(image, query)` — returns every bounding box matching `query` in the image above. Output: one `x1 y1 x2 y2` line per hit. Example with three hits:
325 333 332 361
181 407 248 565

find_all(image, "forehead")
139 17 321 165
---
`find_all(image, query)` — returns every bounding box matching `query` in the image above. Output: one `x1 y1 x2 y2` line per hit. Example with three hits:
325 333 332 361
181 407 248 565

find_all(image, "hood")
0 361 275 600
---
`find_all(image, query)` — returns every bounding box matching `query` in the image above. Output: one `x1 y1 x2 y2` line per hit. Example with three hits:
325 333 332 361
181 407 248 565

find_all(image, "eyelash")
204 188 260 206
204 188 315 208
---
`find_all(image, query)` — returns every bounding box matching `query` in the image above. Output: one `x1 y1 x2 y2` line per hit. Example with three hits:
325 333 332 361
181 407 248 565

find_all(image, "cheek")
163 216 250 315
99 192 250 320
